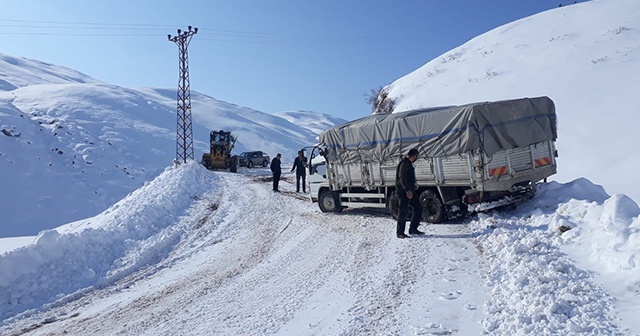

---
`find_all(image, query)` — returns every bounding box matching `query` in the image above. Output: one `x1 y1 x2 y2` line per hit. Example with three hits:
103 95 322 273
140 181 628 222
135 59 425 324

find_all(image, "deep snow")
0 163 638 335
1 0 640 335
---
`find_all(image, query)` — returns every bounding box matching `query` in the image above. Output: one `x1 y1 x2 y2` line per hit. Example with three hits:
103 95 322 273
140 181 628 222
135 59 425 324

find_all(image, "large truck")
308 96 558 223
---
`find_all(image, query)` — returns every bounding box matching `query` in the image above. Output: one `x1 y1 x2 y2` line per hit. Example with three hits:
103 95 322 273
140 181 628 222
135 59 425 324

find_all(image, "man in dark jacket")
290 150 307 192
395 148 424 238
270 153 282 192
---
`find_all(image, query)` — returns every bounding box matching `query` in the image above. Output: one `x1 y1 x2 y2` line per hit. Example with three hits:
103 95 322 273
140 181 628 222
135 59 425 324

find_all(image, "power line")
0 24 169 31
198 28 363 40
0 32 159 36
0 19 367 42
0 18 175 28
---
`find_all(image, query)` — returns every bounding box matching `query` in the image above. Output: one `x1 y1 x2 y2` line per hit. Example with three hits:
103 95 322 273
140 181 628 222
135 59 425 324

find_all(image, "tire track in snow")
18 172 364 335
337 222 424 335
6 172 488 336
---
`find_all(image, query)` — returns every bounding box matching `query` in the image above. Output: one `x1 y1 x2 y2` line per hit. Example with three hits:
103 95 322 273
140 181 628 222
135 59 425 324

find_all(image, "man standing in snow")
271 153 282 192
395 148 424 238
290 150 307 193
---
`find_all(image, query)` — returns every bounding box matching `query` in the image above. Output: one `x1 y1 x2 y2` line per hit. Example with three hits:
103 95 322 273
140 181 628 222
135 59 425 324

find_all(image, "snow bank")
0 162 216 321
470 178 640 335
556 194 640 272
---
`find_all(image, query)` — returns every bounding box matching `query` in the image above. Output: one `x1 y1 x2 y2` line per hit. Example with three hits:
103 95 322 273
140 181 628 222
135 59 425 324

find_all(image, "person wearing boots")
395 148 425 238
290 150 307 193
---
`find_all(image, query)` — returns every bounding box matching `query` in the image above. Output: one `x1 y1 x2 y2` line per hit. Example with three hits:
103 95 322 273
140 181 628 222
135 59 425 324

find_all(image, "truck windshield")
313 162 326 176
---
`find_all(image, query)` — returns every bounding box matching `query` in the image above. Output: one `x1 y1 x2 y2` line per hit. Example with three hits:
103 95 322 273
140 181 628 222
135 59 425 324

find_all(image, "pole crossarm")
168 26 198 164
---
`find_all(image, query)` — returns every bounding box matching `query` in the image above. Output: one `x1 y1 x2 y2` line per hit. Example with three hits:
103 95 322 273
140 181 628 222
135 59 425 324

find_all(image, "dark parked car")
238 151 270 168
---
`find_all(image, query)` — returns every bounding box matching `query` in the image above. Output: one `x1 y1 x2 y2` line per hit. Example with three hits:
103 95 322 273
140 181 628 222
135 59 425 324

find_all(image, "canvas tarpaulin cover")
319 96 557 164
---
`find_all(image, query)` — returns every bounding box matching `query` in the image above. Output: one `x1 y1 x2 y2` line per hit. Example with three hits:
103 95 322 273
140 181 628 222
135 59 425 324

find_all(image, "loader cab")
211 130 229 145
210 131 231 153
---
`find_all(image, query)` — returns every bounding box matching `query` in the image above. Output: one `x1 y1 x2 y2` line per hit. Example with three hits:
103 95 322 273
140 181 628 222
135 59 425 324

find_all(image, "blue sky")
1 0 569 120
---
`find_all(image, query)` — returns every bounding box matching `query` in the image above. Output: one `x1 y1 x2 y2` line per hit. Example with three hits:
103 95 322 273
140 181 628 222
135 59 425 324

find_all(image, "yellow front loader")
201 130 238 173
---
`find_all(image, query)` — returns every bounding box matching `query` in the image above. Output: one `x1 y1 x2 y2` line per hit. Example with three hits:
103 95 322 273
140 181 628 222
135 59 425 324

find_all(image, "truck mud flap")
467 187 535 213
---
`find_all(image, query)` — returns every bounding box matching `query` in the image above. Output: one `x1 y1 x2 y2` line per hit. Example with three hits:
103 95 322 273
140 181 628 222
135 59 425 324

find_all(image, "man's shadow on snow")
336 207 487 239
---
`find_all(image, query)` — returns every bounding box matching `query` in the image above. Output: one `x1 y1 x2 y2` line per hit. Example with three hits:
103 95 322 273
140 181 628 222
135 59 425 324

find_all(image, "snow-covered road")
1 167 487 335
1 164 637 335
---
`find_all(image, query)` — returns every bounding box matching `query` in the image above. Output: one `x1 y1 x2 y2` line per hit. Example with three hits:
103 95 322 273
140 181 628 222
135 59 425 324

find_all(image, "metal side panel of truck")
308 96 558 223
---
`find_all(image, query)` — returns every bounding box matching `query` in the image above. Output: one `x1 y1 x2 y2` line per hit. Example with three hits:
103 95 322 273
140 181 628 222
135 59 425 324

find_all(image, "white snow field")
1 0 640 335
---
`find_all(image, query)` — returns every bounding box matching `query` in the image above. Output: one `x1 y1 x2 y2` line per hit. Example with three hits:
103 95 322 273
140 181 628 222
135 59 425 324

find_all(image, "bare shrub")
365 86 396 115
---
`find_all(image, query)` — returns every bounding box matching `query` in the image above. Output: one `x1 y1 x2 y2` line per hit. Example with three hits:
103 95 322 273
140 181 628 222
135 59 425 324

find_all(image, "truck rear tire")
247 161 254 168
319 190 342 213
420 190 445 224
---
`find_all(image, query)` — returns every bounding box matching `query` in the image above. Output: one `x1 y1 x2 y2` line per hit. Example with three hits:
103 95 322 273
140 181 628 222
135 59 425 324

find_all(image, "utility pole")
168 26 198 164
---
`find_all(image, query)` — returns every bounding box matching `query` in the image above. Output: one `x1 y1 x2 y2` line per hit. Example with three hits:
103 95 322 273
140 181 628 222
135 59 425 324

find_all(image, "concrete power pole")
168 26 198 164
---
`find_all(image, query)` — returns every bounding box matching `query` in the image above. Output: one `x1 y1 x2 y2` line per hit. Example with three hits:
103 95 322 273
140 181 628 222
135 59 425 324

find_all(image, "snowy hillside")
385 0 640 203
274 110 348 137
0 53 335 236
0 53 103 90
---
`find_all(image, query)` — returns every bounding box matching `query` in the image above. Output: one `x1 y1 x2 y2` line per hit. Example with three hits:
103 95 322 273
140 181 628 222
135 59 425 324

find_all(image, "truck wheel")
420 190 445 224
319 190 342 213
247 161 254 168
262 160 269 167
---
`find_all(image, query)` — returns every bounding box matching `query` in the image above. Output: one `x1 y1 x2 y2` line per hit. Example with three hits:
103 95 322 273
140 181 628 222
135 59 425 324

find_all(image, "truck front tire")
319 190 342 213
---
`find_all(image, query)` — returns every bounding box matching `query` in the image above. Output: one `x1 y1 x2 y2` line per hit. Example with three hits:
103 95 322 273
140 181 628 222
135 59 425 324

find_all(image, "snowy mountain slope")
137 88 320 156
1 83 180 236
0 53 103 90
0 55 336 237
385 0 640 203
0 164 637 335
274 110 348 136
